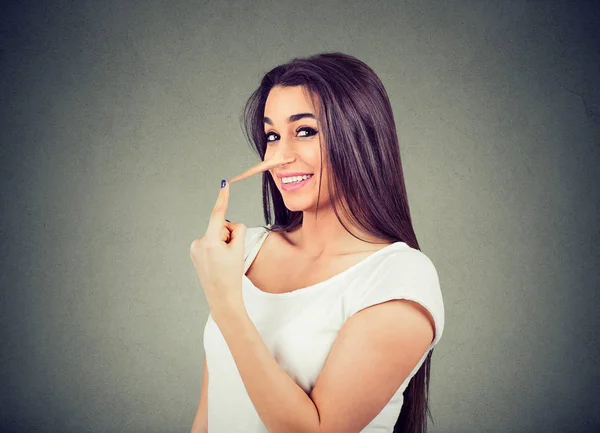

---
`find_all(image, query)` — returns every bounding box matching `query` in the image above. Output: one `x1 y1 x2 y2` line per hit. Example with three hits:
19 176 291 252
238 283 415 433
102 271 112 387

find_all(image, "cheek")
263 146 272 159
306 146 322 165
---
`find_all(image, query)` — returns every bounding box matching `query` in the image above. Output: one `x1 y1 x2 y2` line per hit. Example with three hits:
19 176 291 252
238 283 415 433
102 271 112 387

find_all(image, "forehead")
264 85 319 116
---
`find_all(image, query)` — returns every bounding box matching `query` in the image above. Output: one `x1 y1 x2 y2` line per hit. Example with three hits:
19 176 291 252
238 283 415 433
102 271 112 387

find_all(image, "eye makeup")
265 126 318 143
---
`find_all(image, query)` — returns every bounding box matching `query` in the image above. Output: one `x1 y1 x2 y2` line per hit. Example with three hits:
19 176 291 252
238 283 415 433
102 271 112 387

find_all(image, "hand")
190 180 246 312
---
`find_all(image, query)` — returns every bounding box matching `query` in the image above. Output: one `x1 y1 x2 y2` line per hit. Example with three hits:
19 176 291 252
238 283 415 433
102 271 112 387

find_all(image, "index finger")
228 156 296 184
206 180 230 239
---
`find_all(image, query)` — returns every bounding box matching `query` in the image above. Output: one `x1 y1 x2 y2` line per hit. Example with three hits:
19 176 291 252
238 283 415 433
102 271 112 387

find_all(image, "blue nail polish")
221 179 226 188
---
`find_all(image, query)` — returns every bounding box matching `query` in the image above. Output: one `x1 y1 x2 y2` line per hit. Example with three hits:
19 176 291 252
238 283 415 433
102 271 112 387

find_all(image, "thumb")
228 222 246 247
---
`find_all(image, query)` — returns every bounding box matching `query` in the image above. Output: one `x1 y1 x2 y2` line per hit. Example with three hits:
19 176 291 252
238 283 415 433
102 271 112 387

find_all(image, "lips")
281 174 313 183
276 172 314 179
280 174 314 191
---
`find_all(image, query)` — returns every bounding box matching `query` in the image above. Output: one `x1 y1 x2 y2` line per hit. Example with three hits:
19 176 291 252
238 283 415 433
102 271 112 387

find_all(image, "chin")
283 202 309 211
281 197 313 210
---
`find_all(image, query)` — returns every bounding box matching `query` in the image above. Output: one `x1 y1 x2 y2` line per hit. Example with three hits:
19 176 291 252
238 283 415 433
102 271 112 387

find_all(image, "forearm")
212 299 321 433
190 413 207 433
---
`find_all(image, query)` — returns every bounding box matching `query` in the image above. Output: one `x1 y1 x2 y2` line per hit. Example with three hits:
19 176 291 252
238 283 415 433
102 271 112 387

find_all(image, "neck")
290 208 383 259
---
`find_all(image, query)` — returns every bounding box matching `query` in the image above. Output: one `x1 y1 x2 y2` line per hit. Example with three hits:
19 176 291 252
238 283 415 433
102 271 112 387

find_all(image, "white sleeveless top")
203 225 445 432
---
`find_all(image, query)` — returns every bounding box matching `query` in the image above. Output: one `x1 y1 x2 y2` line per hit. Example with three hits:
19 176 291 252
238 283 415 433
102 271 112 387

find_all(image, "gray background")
1 0 599 432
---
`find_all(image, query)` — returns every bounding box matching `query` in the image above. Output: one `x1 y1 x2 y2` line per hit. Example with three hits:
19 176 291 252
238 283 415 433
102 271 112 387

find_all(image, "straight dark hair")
240 52 434 433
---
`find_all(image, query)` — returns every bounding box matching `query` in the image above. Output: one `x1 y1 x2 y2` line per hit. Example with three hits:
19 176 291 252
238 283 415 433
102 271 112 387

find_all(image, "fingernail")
221 179 226 188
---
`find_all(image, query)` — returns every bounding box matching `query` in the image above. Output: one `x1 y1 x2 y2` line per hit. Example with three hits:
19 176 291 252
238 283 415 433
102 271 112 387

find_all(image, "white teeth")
282 174 312 184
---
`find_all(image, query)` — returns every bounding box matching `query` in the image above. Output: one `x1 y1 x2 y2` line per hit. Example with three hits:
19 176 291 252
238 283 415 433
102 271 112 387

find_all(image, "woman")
190 52 445 433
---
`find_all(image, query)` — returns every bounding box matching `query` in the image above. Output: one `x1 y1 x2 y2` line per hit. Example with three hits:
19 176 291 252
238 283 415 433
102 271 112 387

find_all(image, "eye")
264 127 318 144
265 131 278 143
297 127 318 138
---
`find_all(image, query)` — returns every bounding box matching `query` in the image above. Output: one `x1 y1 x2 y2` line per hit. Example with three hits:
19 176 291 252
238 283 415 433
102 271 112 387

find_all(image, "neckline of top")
243 226 408 297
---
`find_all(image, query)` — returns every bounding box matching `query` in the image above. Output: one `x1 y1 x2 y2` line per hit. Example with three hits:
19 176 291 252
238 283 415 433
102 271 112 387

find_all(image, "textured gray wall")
1 1 599 432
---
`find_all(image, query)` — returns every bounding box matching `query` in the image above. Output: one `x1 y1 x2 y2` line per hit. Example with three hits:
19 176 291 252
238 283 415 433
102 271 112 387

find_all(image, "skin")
189 85 435 433
263 85 390 260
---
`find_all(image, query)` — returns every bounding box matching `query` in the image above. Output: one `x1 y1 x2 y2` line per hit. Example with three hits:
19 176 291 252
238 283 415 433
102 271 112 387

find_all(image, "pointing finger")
206 179 230 239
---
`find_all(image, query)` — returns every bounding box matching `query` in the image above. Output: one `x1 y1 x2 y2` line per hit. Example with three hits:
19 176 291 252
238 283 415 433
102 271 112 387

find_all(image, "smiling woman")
192 52 445 433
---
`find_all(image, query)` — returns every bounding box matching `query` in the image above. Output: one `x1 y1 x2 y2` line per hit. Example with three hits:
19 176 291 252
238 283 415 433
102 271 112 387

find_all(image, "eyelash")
264 127 318 143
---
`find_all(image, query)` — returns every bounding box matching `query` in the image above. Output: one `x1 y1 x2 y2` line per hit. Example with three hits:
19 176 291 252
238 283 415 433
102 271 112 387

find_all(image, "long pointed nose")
228 155 296 184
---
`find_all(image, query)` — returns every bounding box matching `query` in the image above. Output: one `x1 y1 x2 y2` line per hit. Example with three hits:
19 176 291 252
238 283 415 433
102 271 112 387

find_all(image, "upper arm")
190 355 209 433
310 299 436 433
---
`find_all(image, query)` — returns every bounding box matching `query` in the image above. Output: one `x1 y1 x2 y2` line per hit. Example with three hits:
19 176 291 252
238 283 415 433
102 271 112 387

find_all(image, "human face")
263 85 330 211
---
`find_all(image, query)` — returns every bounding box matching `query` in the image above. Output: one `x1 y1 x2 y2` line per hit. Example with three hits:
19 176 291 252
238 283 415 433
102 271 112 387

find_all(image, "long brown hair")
240 52 434 433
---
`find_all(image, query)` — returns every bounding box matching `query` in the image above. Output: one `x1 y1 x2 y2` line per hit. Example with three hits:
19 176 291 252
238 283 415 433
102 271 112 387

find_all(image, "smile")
280 174 313 192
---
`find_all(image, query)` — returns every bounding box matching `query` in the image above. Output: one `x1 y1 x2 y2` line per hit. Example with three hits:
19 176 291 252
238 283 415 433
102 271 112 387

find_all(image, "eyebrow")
263 113 316 125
